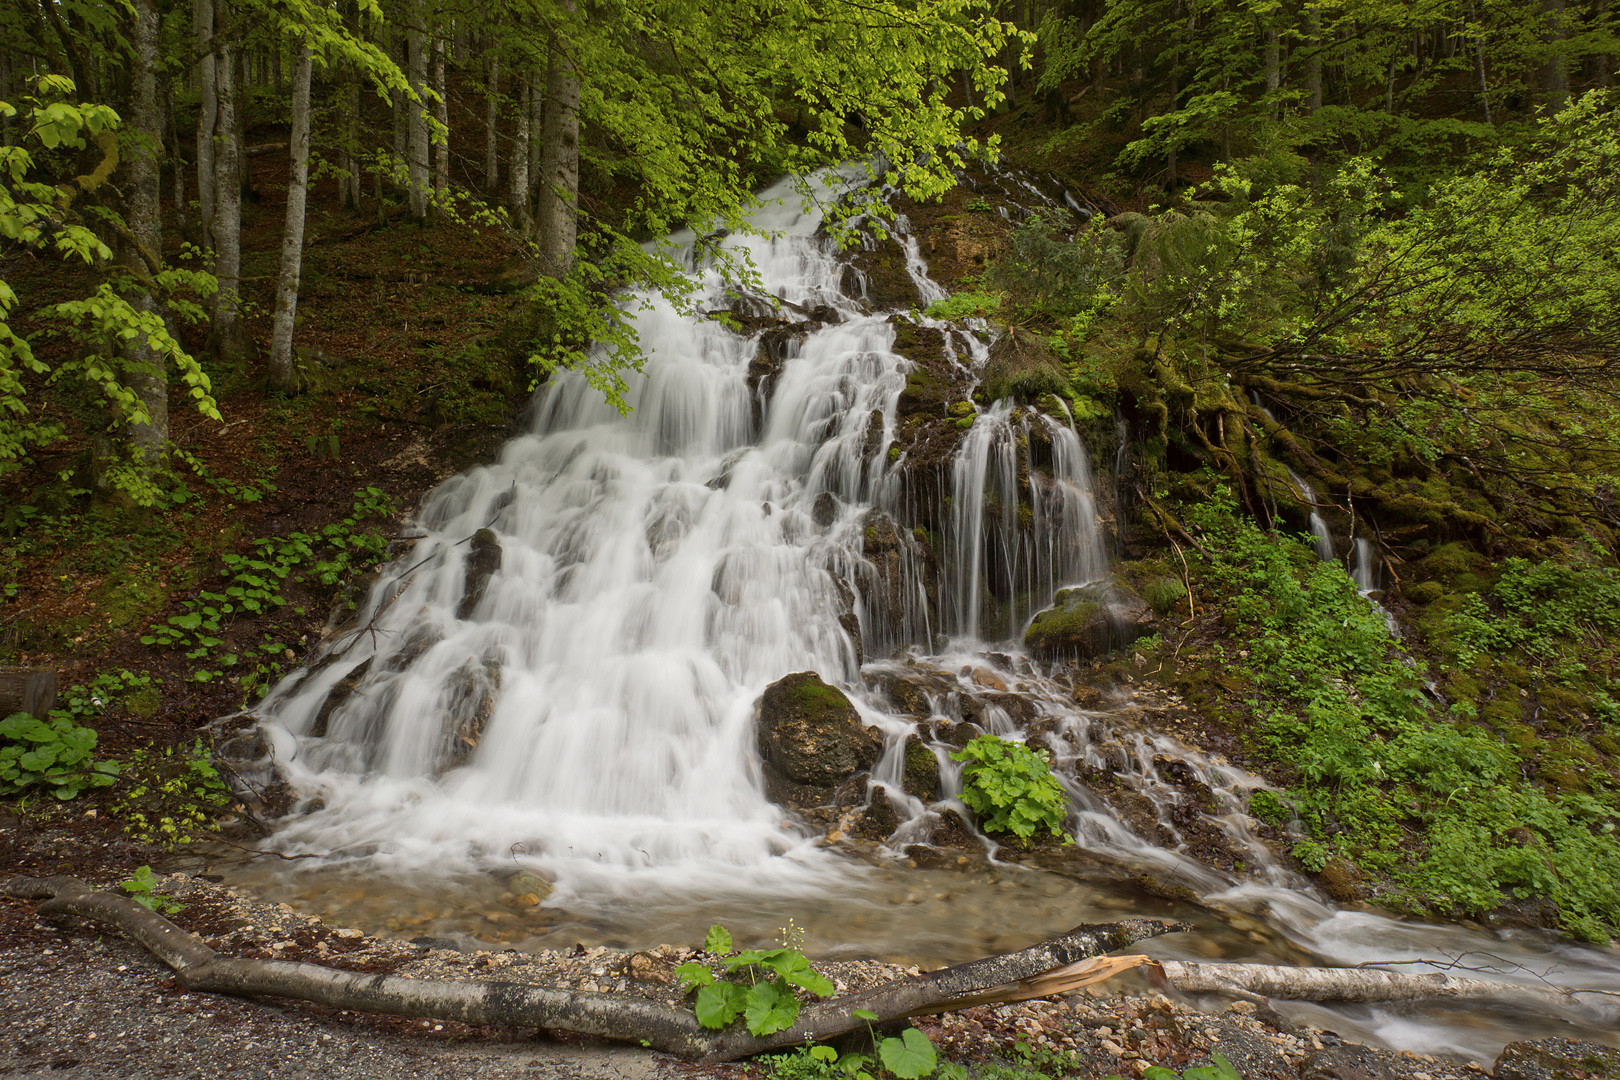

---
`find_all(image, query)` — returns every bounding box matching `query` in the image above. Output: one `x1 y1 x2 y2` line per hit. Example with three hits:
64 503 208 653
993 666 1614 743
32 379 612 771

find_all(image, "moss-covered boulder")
756 672 882 789
1024 581 1152 661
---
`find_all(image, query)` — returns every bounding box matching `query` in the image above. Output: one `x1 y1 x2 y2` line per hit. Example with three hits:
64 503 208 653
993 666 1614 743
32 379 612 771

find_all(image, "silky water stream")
222 172 1620 1065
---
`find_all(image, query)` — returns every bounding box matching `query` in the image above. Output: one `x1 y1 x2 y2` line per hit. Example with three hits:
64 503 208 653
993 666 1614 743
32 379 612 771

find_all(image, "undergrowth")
1186 488 1620 941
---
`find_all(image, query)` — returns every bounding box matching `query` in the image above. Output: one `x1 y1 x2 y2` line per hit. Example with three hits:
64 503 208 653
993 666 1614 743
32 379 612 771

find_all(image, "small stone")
1100 1040 1126 1056
1227 1000 1256 1016
335 928 363 939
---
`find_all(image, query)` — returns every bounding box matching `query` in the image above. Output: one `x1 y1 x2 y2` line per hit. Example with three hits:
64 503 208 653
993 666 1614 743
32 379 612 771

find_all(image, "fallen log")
4 875 1185 1062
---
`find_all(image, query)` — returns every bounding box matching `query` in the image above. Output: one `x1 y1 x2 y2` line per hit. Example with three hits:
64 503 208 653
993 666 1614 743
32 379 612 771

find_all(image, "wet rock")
1024 580 1153 661
891 322 952 417
851 785 902 841
970 667 1006 691
926 808 976 849
879 671 948 719
382 623 444 673
442 655 501 769
1154 755 1220 813
506 870 552 902
309 656 373 738
861 409 887 460
812 491 840 528
901 737 940 800
1494 1038 1620 1080
456 529 502 620
756 672 881 788
838 611 864 668
840 242 919 310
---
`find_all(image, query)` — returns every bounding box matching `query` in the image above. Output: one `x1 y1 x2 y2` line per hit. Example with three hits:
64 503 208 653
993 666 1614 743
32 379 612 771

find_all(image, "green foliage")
0 712 119 799
675 924 836 1037
766 1018 963 1080
1185 489 1620 939
2 77 221 503
950 734 1072 842
138 489 391 692
109 740 231 847
119 865 183 915
1445 558 1620 682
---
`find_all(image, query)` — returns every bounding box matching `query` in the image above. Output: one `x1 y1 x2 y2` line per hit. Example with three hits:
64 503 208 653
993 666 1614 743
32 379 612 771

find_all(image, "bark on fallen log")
4 875 1186 1061
1153 960 1618 1010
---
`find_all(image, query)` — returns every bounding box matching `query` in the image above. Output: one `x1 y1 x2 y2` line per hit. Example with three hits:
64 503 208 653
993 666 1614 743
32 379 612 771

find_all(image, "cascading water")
229 169 1620 1065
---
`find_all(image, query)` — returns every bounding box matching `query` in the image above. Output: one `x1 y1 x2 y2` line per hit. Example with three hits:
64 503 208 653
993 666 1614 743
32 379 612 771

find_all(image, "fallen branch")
4 875 1185 1062
1152 960 1620 1010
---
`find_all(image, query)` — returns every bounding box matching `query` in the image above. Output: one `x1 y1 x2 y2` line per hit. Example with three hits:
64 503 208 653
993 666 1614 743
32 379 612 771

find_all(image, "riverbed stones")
1493 1038 1620 1080
309 656 373 737
756 671 882 804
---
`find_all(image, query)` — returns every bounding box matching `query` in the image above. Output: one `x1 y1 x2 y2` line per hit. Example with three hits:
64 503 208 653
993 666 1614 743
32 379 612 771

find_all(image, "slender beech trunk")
1263 21 1280 114
1589 0 1612 88
432 36 449 203
167 81 186 233
338 0 362 211
526 76 542 219
193 0 217 238
405 0 429 221
268 40 312 391
210 0 245 363
507 79 531 233
1538 0 1570 110
121 0 168 461
1468 1 1494 124
391 28 408 174
1305 6 1323 113
535 16 580 279
484 53 500 194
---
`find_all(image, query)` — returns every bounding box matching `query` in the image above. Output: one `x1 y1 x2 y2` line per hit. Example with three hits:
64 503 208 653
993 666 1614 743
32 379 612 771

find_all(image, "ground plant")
951 734 1072 843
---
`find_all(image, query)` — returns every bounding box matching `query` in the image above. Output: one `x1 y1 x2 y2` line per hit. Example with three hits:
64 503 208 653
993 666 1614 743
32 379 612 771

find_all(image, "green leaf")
878 1028 937 1080
693 981 746 1029
742 979 800 1036
674 961 714 990
703 924 733 954
853 1009 879 1022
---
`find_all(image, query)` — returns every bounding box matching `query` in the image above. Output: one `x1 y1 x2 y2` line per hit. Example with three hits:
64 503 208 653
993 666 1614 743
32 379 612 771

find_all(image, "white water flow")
235 172 1620 1065
1288 468 1336 563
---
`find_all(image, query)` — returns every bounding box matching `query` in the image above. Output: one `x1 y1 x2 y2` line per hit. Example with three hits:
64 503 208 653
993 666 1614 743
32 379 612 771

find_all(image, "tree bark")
5 875 1183 1063
1537 0 1570 111
1151 960 1608 1011
535 10 580 279
432 36 449 203
1304 6 1323 114
338 0 363 212
268 39 313 391
483 52 500 194
406 0 430 221
193 0 217 239
210 0 245 364
120 0 168 460
507 77 531 234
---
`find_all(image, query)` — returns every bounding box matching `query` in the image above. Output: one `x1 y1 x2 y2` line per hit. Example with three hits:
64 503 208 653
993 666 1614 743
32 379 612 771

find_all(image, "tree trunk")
1469 1 1494 124
432 36 449 203
484 53 500 195
1537 0 1570 110
5 875 1181 1062
119 0 168 460
268 39 312 391
507 78 531 234
535 13 580 279
338 0 362 212
406 0 430 221
193 0 217 239
167 80 186 234
391 28 408 178
210 0 245 365
1304 6 1323 114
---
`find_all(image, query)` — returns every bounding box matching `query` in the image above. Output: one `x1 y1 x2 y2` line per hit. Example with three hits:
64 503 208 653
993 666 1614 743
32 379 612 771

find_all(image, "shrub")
951 734 1071 843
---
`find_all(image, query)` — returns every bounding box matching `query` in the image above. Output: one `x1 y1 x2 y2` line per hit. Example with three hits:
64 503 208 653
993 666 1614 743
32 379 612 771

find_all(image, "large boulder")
756 672 881 791
1023 580 1153 661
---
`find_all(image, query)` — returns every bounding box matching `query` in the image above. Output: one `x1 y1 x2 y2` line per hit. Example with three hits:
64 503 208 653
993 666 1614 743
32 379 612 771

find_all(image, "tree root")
4 875 1186 1062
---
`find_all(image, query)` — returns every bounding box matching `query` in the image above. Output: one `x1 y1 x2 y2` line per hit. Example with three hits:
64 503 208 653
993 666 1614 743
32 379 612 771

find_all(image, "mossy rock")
1592 733 1620 757
1317 857 1367 903
1446 673 1483 704
1140 576 1187 616
1405 581 1445 605
902 737 940 800
1024 581 1153 661
756 671 881 787
1538 766 1589 791
1499 662 1533 686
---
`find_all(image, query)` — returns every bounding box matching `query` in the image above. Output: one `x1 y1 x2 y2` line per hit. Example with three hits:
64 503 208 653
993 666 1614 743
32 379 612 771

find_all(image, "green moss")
1447 673 1483 703
783 678 853 718
1501 723 1542 755
955 415 975 430
123 686 162 718
1141 576 1187 616
1424 542 1486 579
1406 581 1444 605
1592 734 1620 756
1024 602 1100 647
949 400 974 418
1481 699 1525 728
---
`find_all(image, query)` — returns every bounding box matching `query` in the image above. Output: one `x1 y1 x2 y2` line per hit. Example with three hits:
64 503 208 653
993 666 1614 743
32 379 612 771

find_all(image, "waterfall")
232 170 1620 1065
1288 468 1335 563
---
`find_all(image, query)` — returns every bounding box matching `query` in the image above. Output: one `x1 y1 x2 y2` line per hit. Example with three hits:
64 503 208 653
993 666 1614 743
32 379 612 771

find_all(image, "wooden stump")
0 668 56 719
